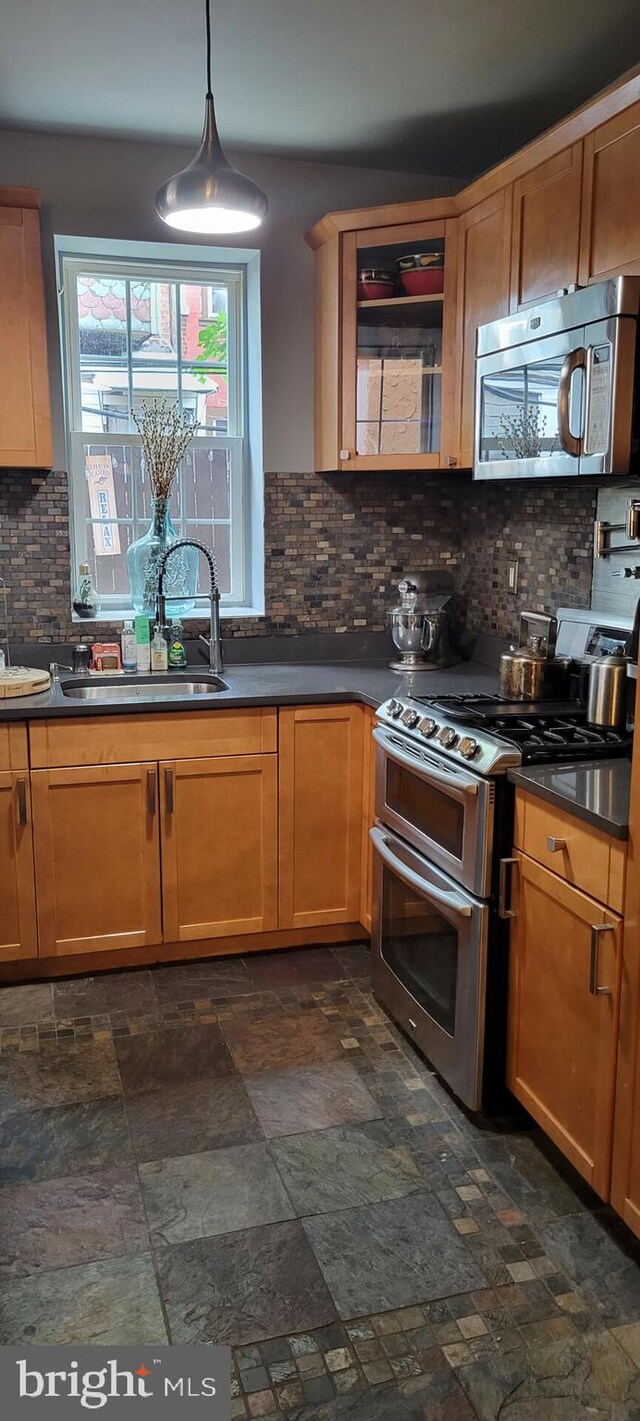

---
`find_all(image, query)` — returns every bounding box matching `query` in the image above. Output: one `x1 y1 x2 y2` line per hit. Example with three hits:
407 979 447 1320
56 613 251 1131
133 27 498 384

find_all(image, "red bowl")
358 278 395 301
398 267 444 296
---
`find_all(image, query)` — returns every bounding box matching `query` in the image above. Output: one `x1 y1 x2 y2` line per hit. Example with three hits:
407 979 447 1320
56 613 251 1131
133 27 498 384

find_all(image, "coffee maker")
387 572 459 671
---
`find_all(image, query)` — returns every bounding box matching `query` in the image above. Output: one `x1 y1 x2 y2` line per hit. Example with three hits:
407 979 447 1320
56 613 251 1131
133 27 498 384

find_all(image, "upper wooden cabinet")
0 189 52 468
579 99 640 283
452 188 513 469
308 66 640 474
509 145 583 310
311 211 460 472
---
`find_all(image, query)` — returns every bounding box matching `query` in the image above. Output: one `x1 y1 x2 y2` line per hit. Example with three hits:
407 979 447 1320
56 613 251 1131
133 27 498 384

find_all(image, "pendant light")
156 0 268 234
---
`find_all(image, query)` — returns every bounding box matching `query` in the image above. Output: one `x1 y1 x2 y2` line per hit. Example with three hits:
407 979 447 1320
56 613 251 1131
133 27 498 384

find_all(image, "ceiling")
1 0 638 177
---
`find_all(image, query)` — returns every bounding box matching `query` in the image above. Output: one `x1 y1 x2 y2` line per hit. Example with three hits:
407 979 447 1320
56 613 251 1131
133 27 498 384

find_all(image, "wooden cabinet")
160 755 278 942
0 772 38 962
514 789 625 913
611 680 640 1237
279 704 364 928
310 212 460 472
510 145 583 309
579 99 640 283
31 763 162 956
508 850 622 1199
0 189 51 468
453 188 513 468
360 706 377 934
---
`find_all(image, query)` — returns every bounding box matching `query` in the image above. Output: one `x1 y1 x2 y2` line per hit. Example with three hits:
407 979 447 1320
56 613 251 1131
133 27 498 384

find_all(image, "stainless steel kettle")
586 648 629 729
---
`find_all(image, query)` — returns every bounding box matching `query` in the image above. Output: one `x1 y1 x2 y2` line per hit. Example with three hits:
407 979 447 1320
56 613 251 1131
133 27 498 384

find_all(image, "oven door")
371 824 489 1110
374 724 494 898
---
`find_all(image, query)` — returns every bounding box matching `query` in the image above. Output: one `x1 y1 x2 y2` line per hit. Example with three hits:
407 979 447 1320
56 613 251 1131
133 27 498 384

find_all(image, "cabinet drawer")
29 709 277 768
0 723 28 772
514 789 625 912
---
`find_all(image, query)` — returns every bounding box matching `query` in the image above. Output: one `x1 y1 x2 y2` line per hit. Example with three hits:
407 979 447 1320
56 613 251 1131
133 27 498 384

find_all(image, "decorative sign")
85 454 121 556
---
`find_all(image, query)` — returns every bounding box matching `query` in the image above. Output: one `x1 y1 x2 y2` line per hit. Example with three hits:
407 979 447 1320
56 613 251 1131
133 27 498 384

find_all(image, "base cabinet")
31 763 162 956
279 704 364 929
508 850 621 1199
160 754 278 941
0 772 38 961
360 707 376 934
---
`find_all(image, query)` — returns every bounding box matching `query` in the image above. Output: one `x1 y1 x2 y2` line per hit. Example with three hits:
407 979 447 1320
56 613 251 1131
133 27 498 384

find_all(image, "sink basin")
60 674 228 702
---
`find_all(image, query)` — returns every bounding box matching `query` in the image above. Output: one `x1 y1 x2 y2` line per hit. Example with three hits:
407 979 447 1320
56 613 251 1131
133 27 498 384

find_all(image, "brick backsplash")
460 481 596 639
0 466 595 645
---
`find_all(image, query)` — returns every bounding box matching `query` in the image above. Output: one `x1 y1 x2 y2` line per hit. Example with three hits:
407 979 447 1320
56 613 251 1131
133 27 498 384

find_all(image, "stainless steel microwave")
474 277 640 481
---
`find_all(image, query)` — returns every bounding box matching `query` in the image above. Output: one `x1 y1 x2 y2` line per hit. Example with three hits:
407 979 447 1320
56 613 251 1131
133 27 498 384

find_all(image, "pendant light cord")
205 0 213 97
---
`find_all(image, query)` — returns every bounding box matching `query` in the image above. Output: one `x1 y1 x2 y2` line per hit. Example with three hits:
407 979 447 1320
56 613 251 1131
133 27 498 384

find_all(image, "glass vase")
127 496 198 617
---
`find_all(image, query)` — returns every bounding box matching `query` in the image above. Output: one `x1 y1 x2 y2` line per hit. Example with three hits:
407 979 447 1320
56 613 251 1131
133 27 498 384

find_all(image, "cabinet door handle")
165 767 175 814
547 836 567 853
498 856 518 919
146 769 157 817
589 924 613 996
16 778 27 827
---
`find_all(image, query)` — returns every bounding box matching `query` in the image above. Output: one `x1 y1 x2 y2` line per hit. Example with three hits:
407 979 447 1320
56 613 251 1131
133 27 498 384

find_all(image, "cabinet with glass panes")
309 214 459 472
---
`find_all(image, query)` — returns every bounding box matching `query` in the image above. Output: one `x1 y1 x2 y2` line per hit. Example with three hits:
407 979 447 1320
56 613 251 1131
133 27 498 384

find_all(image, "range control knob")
401 709 419 728
438 726 458 749
418 717 438 737
458 736 480 760
389 701 403 718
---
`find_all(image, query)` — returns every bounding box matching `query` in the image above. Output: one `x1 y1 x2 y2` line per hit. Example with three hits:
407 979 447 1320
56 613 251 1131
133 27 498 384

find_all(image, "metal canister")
586 650 629 729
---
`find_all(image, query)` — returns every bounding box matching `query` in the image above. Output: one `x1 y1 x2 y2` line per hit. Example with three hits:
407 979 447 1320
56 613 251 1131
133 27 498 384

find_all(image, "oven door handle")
373 727 479 800
370 826 473 919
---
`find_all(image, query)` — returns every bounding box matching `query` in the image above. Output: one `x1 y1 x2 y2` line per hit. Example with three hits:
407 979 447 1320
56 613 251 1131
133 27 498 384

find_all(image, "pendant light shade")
156 0 267 235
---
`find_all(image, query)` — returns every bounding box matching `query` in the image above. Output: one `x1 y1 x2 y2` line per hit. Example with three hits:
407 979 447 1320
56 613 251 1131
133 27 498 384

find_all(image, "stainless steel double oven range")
370 657 633 1112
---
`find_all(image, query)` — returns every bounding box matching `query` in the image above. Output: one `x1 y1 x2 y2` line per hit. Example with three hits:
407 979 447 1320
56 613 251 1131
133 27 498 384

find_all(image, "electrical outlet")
507 559 519 595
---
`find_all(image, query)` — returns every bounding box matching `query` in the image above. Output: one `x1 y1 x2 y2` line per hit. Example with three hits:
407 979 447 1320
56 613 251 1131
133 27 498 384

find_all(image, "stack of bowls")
396 252 445 296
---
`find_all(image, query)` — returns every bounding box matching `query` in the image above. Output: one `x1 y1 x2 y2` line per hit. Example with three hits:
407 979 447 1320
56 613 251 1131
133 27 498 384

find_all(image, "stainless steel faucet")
156 540 224 676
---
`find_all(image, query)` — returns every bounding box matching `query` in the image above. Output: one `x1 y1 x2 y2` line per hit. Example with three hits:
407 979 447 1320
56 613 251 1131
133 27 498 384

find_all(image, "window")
55 236 264 619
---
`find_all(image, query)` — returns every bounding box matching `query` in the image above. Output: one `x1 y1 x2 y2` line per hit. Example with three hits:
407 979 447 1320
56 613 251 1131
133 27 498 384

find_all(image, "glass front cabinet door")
313 217 459 473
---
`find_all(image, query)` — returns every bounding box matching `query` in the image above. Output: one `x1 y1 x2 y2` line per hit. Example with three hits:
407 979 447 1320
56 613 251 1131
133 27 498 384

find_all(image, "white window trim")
54 234 265 621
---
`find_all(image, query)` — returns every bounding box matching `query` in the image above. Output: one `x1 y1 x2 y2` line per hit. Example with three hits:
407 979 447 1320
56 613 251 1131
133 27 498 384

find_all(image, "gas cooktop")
376 691 632 776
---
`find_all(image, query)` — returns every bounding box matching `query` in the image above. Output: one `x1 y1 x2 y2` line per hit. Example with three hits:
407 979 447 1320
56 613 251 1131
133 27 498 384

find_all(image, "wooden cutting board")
0 666 52 698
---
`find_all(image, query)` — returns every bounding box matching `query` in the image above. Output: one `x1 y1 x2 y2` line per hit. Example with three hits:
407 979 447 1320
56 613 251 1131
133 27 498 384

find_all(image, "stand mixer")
387 572 459 671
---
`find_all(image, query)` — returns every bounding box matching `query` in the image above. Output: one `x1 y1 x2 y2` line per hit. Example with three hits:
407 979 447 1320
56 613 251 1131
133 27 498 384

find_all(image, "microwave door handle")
557 346 586 457
370 826 473 920
372 726 478 801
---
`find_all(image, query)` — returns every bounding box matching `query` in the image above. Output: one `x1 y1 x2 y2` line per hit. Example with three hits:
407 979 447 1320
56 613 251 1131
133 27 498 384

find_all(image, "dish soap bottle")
73 563 100 619
121 619 137 672
151 623 168 672
168 620 187 668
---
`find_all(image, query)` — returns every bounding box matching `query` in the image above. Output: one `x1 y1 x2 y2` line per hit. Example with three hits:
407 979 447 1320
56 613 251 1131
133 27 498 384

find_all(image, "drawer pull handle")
499 857 518 919
589 924 613 996
547 836 567 853
165 767 175 814
146 769 157 817
16 778 27 827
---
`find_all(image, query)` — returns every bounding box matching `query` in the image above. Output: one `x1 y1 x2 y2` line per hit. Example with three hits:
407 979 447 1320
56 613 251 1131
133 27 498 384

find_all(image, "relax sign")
5 1347 230 1416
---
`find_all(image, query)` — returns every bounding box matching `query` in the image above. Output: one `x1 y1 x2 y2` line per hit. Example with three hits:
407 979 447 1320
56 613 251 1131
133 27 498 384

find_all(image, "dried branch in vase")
132 399 200 498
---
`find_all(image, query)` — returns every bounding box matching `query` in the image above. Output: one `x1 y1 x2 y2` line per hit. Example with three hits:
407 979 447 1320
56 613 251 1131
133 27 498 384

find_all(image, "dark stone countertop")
0 659 500 721
508 759 631 841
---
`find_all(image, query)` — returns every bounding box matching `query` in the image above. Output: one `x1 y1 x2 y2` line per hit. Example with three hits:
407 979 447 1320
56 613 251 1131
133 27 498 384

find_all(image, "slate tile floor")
2 944 640 1418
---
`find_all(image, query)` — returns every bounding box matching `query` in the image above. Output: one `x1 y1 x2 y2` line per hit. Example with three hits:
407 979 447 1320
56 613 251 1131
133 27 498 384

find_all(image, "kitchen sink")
60 674 228 702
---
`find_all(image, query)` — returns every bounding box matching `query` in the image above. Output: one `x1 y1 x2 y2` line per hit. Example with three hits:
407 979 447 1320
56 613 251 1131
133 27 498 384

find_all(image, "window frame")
55 235 264 621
